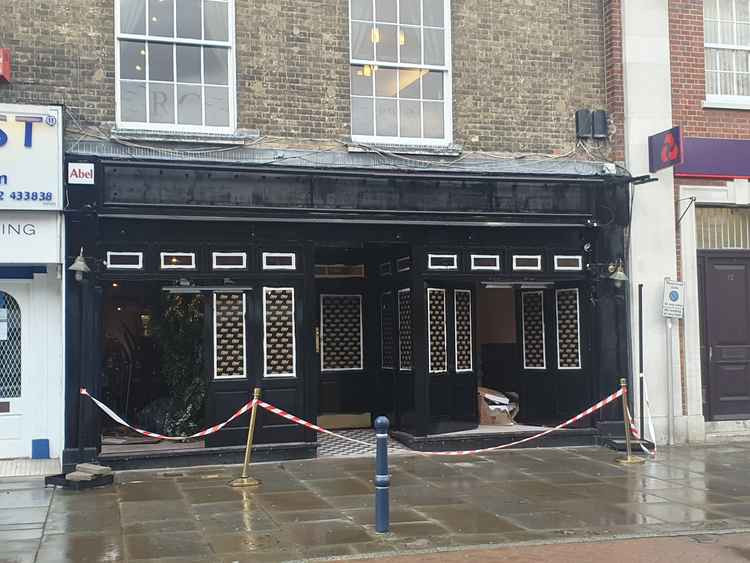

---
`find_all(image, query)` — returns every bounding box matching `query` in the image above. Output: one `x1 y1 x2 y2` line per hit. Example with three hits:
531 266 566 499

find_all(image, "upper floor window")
705 0 750 103
349 0 452 146
116 0 235 132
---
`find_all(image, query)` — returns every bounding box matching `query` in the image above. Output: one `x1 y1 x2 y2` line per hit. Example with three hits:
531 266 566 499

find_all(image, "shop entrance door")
317 283 373 427
702 254 750 419
0 286 31 458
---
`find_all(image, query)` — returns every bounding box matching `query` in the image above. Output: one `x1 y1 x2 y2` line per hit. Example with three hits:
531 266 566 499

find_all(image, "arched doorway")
0 289 25 458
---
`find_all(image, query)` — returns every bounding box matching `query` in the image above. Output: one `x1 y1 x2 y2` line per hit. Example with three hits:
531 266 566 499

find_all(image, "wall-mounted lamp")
68 247 91 283
608 259 628 289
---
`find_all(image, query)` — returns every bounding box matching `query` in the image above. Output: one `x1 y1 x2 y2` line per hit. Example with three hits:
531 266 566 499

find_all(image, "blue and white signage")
0 103 63 211
663 278 684 319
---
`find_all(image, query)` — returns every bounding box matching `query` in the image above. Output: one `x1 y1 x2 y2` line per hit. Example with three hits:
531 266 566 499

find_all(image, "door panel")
0 286 29 458
705 257 750 418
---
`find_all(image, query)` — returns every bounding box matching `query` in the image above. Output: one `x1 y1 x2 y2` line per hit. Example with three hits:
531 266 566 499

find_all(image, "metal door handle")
709 346 713 361
315 326 320 354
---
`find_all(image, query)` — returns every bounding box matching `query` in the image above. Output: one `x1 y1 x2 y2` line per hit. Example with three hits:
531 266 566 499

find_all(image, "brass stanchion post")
616 378 645 465
230 388 263 487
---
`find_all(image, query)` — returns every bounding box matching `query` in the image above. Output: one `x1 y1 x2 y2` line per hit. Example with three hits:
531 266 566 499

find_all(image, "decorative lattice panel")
556 289 581 369
0 292 21 398
454 290 473 372
522 291 546 369
214 293 246 378
428 288 447 374
398 289 412 371
321 294 363 371
264 288 296 376
381 291 395 369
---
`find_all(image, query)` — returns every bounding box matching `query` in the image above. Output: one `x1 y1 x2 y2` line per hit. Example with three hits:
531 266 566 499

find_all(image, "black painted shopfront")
62 154 631 468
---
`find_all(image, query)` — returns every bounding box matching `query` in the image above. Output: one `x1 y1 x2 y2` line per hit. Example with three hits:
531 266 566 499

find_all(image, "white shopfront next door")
0 285 31 458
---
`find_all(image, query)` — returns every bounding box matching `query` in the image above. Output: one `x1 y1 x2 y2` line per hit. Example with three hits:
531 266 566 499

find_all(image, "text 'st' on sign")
649 126 684 173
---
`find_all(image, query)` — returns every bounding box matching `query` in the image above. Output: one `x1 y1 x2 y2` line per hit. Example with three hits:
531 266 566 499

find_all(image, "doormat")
317 429 410 458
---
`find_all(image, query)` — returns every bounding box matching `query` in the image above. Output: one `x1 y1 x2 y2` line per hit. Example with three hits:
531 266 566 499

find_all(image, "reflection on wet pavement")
5 443 750 561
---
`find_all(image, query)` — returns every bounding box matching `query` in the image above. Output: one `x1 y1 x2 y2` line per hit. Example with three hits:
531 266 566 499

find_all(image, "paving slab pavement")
3 442 750 561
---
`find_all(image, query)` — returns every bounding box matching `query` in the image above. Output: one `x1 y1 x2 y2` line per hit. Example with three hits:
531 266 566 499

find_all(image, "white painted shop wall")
681 179 750 442
621 0 704 445
0 269 64 462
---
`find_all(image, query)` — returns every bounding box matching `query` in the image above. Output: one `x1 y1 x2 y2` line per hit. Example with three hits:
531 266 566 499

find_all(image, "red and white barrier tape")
258 388 625 457
80 388 256 441
256 401 374 447
626 403 656 457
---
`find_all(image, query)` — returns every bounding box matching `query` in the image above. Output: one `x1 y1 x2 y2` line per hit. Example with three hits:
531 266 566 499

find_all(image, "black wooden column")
410 244 429 437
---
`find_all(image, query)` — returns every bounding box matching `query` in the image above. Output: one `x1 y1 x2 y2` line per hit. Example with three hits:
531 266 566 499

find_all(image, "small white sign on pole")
663 278 684 319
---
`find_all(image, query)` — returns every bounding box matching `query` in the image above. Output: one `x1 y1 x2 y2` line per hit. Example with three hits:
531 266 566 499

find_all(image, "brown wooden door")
704 255 750 419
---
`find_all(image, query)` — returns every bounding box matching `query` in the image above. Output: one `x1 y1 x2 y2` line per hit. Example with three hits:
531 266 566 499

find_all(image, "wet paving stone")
119 500 192 525
117 481 183 502
182 485 250 504
283 519 376 547
629 503 729 524
649 487 739 505
122 517 199 535
49 492 119 513
0 506 48 527
256 491 333 512
195 509 278 533
418 505 525 534
124 531 212 560
272 509 352 523
304 477 374 496
206 530 295 553
37 532 124 563
44 509 122 534
0 488 52 509
501 510 591 531
344 506 429 526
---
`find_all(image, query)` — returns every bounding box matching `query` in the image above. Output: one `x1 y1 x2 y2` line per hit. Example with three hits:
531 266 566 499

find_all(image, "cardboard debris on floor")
75 463 113 476
478 386 519 426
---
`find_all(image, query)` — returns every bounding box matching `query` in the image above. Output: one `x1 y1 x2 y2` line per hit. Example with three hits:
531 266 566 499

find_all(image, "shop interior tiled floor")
4 443 750 562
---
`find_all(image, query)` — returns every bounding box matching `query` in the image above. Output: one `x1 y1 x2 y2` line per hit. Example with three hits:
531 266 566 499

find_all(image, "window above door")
349 0 452 146
704 0 750 108
115 0 236 133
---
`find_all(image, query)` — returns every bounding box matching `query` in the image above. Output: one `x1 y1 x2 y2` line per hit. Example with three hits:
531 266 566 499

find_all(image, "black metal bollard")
374 416 390 533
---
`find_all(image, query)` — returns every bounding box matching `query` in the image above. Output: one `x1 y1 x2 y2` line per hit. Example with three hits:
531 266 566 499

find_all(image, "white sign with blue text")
663 278 685 319
0 103 63 211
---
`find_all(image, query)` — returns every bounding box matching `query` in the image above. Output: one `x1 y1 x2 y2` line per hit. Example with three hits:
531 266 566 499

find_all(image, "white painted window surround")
349 0 453 147
115 0 236 134
704 0 750 103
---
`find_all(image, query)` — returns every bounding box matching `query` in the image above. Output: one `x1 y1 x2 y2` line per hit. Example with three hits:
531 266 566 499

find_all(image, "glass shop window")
262 252 296 271
160 252 196 269
213 292 246 379
106 251 144 270
212 252 246 270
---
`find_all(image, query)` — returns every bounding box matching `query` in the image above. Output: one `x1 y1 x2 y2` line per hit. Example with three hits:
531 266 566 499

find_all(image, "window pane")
424 0 444 27
739 51 750 72
720 71 735 94
204 47 228 84
375 0 397 23
120 0 146 34
375 24 397 62
177 45 202 83
351 22 374 59
719 49 734 71
400 26 421 64
707 70 720 95
719 0 733 19
376 98 398 136
423 101 444 138
351 0 373 20
177 84 202 125
149 42 174 81
739 23 750 46
739 73 750 95
148 0 174 37
120 41 147 80
121 81 147 121
399 68 421 98
705 20 720 43
400 0 420 25
351 65 373 96
399 100 421 137
705 48 718 70
149 82 175 123
205 86 230 126
740 0 750 22
424 28 445 65
720 21 735 44
422 70 443 99
705 0 718 19
375 67 398 96
177 0 202 39
351 97 374 135
204 0 229 41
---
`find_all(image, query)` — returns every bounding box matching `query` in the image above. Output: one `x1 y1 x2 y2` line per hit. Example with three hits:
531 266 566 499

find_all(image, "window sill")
111 127 260 145
347 140 462 156
702 99 750 111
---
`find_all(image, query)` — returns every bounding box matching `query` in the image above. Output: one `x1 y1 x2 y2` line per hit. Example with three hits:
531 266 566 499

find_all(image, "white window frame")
262 252 296 271
114 0 237 134
704 0 750 106
427 253 457 270
263 287 297 378
320 294 364 372
213 291 246 379
106 251 143 270
396 256 411 272
348 0 453 147
521 291 546 371
555 288 582 370
553 255 583 272
160 252 196 270
427 287 448 374
513 255 542 272
454 289 473 373
470 254 500 271
212 251 246 270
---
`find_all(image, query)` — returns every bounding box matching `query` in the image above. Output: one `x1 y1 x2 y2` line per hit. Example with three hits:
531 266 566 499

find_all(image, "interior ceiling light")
399 31 406 45
371 28 380 43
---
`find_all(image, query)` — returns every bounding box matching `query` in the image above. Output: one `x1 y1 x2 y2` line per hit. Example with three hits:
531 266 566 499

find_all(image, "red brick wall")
605 0 625 162
669 0 750 138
